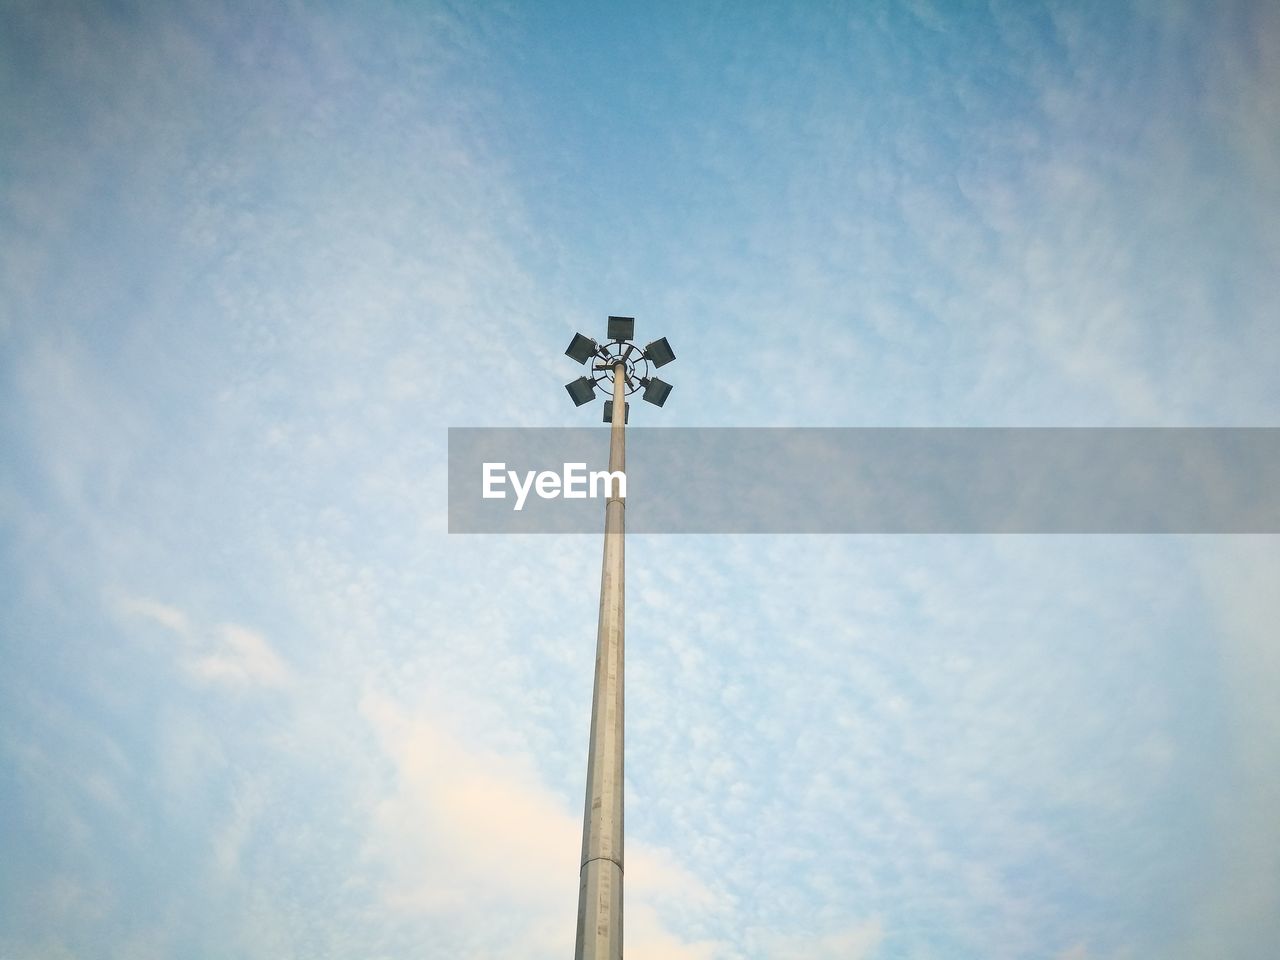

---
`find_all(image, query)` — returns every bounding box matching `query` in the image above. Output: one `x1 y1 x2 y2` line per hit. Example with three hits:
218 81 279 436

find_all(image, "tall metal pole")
563 317 672 958
575 361 627 960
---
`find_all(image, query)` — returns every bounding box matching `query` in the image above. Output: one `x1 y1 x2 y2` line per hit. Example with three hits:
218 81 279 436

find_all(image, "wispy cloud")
112 594 291 689
189 625 292 689
360 690 724 958
111 595 191 636
767 917 884 960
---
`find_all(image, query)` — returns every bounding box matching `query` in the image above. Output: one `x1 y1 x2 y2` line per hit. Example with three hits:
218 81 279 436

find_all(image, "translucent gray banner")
447 428 1280 533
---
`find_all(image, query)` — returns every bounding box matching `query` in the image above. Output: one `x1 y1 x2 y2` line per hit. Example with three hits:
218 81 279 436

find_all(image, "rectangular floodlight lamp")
603 400 630 424
642 377 672 407
565 377 596 406
565 333 598 364
607 316 635 341
643 337 675 368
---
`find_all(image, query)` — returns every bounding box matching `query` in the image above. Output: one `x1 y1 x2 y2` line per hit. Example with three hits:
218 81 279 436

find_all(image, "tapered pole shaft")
575 362 627 960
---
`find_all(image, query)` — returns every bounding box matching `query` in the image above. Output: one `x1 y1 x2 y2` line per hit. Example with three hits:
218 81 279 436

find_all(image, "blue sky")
2 1 1278 958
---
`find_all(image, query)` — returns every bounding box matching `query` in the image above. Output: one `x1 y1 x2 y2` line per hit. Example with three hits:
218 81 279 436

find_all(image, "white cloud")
110 594 191 636
768 917 884 960
189 625 292 689
112 594 291 688
212 778 264 878
359 691 724 958
627 902 725 960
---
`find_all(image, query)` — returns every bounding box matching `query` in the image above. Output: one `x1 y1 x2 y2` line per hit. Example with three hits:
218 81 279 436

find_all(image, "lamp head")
565 333 598 364
640 376 672 407
607 316 635 341
642 337 675 368
565 377 596 407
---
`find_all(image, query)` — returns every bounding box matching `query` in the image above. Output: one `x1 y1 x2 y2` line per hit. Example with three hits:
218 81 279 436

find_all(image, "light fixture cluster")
563 316 675 420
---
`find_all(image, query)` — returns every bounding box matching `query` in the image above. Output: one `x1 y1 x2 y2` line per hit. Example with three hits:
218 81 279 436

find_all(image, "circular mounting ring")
590 340 651 397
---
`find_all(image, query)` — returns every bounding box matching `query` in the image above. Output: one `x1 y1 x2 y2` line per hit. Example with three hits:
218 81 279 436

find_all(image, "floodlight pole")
564 317 672 959
576 361 627 960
